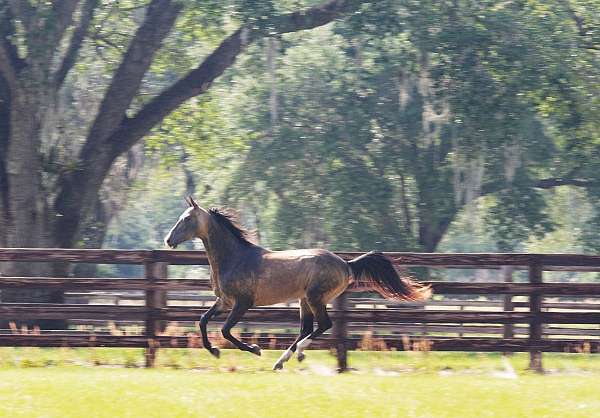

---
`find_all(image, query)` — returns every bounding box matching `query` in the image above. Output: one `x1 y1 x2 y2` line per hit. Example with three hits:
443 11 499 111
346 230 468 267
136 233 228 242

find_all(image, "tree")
217 0 599 252
0 0 366 270
0 0 370 322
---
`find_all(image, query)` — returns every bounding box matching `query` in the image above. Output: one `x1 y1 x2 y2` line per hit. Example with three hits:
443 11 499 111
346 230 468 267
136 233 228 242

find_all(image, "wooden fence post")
144 261 168 368
333 291 349 372
502 266 514 342
528 263 543 372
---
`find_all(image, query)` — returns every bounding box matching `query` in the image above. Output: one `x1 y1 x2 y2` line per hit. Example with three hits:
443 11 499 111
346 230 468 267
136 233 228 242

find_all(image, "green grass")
0 349 599 417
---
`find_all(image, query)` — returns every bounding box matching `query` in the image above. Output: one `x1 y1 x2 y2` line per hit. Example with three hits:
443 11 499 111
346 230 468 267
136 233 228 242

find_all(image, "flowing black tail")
347 251 431 301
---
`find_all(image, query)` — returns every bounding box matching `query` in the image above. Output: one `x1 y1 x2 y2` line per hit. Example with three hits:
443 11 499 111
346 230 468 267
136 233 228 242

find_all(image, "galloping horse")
164 197 431 370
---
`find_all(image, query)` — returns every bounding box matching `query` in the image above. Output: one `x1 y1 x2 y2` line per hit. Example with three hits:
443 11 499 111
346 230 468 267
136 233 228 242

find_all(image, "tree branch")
84 0 182 148
9 1 80 68
49 0 81 52
561 0 600 51
480 176 597 199
7 0 35 51
265 0 364 33
399 173 413 236
54 0 98 86
535 177 597 189
0 4 23 89
0 43 17 88
53 0 366 248
53 0 182 247
109 0 366 155
8 0 34 31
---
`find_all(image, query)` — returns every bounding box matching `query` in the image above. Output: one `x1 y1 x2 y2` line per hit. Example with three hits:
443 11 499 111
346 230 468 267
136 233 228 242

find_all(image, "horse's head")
164 196 209 248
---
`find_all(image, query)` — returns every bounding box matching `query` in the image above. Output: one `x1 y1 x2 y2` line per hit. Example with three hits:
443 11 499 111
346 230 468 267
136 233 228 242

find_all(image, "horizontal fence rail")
2 278 600 295
4 248 600 268
1 248 600 371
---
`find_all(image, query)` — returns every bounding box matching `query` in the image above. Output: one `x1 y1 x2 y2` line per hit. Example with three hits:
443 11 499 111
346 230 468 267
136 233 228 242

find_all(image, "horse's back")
253 248 350 306
263 248 338 259
262 248 348 273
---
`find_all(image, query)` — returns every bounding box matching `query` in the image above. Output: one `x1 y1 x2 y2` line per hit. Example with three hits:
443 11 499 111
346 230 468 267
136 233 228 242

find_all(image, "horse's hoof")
249 344 261 356
209 346 220 358
272 362 284 370
297 352 306 362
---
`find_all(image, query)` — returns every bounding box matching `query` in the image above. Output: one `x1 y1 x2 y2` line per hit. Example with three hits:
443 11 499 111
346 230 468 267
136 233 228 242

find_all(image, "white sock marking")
277 348 293 364
296 337 313 354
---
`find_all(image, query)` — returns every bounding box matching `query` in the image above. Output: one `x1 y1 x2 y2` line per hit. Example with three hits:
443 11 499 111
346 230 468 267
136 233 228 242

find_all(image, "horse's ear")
187 195 200 209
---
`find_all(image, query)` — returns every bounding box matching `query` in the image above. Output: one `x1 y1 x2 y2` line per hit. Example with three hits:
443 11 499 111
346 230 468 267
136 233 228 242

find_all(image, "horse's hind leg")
200 299 224 358
296 299 333 361
273 299 314 370
221 299 261 356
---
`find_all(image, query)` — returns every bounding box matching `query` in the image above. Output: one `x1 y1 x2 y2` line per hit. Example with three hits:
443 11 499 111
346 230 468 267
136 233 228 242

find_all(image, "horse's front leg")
200 298 224 358
221 298 261 356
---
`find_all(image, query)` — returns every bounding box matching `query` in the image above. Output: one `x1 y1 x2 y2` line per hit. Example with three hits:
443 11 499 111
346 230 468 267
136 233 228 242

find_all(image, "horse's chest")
215 270 255 297
209 271 221 294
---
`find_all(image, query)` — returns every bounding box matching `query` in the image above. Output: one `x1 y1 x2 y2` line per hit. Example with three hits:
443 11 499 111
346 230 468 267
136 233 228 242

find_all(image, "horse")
164 196 431 370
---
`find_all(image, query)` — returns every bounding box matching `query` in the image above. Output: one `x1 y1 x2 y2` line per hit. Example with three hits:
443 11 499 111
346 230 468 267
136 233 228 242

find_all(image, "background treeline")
108 1 599 256
1 1 599 281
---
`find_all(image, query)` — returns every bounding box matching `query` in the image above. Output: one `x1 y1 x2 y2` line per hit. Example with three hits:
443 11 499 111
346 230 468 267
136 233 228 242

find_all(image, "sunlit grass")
0 349 599 417
1 347 600 374
0 352 599 418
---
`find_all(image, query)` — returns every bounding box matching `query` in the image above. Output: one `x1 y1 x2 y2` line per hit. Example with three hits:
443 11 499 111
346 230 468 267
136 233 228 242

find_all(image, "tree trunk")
0 80 65 329
267 37 279 131
418 216 453 252
0 76 10 248
72 195 110 278
0 0 367 330
5 85 47 251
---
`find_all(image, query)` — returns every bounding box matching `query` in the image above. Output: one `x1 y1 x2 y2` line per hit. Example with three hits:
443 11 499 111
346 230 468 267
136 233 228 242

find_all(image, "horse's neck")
202 228 248 274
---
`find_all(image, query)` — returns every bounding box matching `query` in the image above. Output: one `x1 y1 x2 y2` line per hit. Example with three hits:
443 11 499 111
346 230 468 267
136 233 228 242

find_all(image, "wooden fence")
1 249 600 371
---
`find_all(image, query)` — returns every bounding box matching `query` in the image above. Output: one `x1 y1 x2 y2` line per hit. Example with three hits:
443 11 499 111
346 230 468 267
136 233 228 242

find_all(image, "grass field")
0 348 599 418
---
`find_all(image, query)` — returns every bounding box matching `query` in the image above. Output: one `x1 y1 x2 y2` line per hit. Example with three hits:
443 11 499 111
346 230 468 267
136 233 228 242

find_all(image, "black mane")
208 207 255 246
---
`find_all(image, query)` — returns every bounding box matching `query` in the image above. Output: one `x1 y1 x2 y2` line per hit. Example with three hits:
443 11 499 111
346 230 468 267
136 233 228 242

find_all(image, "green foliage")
485 187 555 252
212 1 597 252
101 1 600 257
145 94 247 170
219 28 413 250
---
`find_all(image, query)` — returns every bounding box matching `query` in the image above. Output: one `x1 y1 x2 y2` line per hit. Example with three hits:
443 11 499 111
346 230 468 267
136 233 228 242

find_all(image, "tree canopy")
179 0 599 253
0 0 599 273
0 0 366 277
